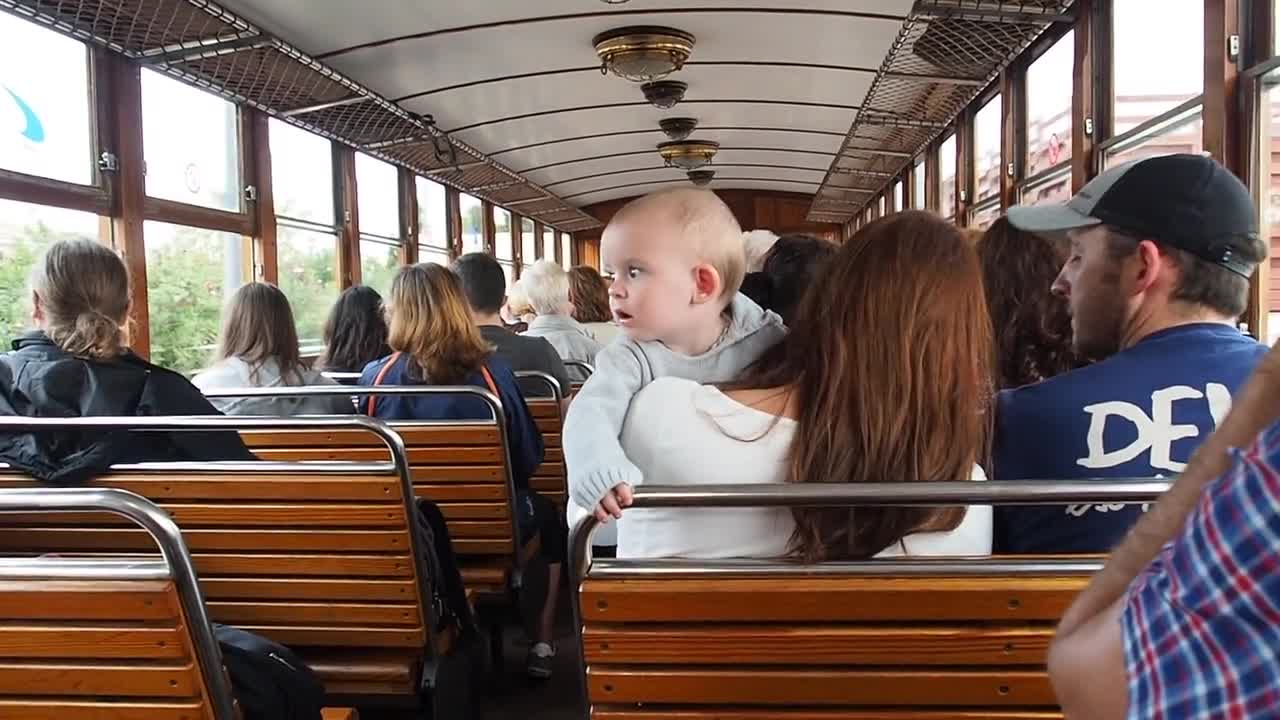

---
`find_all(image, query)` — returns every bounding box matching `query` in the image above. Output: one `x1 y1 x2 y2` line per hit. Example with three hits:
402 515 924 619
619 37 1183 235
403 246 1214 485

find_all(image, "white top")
581 321 623 347
193 357 354 416
614 377 993 560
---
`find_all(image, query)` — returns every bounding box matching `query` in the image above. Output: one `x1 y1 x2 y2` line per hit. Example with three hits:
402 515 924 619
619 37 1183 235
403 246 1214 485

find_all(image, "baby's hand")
592 483 635 523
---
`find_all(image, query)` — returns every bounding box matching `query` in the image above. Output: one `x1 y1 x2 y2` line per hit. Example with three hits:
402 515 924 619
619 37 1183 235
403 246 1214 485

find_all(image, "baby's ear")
690 263 723 305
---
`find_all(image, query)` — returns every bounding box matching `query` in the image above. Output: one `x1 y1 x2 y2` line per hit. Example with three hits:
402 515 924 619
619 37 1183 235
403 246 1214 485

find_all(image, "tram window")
0 198 103 349
1263 74 1280 344
270 119 333 226
974 94 1002 203
144 221 246 373
459 194 484 255
560 232 572 269
0 12 93 185
913 159 926 209
1105 106 1204 168
141 70 241 212
892 181 903 213
970 199 1001 231
521 217 536 271
542 226 555 261
1113 0 1202 133
355 154 400 240
276 224 338 346
416 176 449 265
877 195 886 217
939 133 957 219
1025 31 1074 177
494 207 513 261
1023 167 1072 207
360 238 400 296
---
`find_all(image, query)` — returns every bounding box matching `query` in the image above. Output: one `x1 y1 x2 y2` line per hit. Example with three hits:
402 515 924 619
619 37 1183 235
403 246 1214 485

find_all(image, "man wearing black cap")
992 153 1269 554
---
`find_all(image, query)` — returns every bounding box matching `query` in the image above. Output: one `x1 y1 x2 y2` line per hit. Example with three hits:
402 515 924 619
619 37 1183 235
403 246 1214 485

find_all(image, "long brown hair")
978 217 1084 390
736 211 994 562
386 263 491 384
567 266 612 323
215 282 303 382
30 239 132 360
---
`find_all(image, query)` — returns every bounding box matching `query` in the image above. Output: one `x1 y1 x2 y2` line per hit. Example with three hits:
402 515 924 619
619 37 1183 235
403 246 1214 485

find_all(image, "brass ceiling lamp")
642 80 687 109
593 26 696 83
659 117 698 141
687 169 715 186
658 139 720 170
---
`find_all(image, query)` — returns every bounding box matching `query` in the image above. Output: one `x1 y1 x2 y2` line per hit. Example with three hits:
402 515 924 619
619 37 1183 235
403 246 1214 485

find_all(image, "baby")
563 188 787 522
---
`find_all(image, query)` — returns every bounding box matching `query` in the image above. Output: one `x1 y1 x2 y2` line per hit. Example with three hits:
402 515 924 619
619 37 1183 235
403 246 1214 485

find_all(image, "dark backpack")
213 623 325 720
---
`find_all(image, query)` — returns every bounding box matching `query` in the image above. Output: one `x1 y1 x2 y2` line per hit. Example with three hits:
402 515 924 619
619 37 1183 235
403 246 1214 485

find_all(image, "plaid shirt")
1122 420 1280 718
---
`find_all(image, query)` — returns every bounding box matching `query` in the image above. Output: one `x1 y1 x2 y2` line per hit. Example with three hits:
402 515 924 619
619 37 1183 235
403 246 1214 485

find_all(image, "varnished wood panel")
0 626 188 660
582 624 1054 666
0 698 209 720
591 710 1063 720
581 576 1087 622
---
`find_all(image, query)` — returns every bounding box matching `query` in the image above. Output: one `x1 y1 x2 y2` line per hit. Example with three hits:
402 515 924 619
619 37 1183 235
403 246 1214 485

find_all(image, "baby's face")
601 217 700 343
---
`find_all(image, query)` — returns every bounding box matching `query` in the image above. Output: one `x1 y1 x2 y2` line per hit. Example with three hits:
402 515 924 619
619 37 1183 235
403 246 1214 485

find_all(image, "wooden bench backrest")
0 466 432 697
579 564 1089 719
0 487 237 720
517 371 567 508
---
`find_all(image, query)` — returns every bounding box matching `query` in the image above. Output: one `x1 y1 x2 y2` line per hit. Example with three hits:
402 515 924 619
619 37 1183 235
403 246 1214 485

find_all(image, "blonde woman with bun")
0 238 254 483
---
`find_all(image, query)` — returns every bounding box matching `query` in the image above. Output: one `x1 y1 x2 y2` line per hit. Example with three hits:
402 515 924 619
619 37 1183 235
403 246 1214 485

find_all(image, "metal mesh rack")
808 0 1075 222
0 0 602 231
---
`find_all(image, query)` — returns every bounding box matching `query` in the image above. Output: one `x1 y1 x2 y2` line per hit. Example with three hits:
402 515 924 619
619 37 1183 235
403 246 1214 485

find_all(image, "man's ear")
691 263 723 305
1132 239 1165 296
30 291 43 324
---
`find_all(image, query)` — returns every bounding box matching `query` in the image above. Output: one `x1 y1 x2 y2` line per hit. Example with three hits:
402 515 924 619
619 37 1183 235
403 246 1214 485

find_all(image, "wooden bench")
517 371 568 508
572 480 1170 719
0 415 442 712
221 386 530 600
0 486 241 719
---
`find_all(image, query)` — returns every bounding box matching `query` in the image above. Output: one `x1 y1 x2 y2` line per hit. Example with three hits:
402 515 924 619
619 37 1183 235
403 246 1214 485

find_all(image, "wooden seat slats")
240 421 525 598
579 570 1088 718
0 468 433 702
526 397 567 508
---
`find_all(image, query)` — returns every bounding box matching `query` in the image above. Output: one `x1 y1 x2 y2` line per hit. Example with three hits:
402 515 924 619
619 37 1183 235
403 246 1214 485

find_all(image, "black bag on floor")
213 623 325 720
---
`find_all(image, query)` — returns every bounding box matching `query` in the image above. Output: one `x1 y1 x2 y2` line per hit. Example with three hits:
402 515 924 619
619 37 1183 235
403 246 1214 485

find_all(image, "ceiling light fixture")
593 26 696 83
659 117 698 141
687 170 715 186
658 139 720 170
641 80 687 109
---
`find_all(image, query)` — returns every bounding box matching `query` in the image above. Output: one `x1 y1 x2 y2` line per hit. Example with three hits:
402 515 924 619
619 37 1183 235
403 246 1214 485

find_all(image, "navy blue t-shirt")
993 323 1267 554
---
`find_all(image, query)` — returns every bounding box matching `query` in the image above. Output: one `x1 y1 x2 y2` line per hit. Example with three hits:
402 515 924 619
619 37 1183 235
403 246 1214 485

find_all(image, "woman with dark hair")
194 283 353 415
978 217 1085 390
613 211 994 561
318 285 391 373
745 233 838 326
566 265 620 345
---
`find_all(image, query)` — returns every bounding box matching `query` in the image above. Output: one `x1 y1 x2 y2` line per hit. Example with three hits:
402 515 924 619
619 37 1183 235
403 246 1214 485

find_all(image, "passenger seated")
567 265 621 346
451 253 570 395
520 260 603 383
978 217 1086 390
563 188 786 525
317 285 391 375
194 282 353 416
357 263 566 679
993 154 1269 554
612 211 992 560
739 233 837 326
0 238 254 483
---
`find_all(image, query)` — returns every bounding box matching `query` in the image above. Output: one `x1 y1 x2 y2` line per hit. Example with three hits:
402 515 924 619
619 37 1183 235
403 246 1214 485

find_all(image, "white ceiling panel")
452 102 857 156
571 180 820 208
499 129 845 170
214 1 913 58
555 166 826 200
401 64 870 134
524 149 835 187
324 12 904 101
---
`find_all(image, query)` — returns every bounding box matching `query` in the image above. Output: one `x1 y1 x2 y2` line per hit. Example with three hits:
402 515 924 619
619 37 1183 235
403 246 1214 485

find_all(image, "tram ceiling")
3 0 1068 225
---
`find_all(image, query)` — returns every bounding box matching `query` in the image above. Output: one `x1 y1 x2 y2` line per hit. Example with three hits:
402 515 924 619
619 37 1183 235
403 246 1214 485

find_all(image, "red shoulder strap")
479 363 500 397
365 352 401 416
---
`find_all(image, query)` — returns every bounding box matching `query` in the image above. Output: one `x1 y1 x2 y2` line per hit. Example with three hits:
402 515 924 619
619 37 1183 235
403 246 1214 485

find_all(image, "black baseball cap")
1007 154 1260 278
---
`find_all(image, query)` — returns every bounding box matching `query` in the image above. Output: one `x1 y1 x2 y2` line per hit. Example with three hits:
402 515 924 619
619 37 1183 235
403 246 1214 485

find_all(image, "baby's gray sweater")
563 293 787 509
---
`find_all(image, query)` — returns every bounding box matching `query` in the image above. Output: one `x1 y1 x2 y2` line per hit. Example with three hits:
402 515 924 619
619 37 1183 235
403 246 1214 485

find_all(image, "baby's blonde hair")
608 188 745 303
